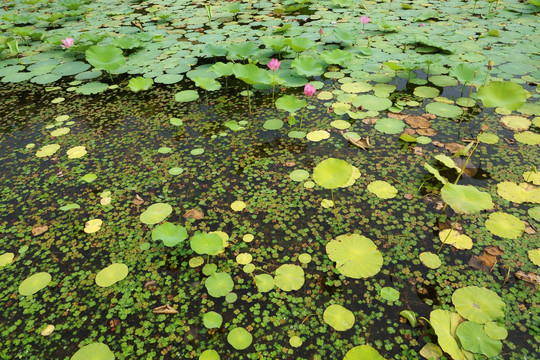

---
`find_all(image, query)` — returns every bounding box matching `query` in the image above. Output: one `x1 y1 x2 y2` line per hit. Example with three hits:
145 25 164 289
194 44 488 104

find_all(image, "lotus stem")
454 140 479 185
246 84 252 116
472 0 478 15
205 90 209 107
483 60 494 86
437 213 461 254
458 71 478 126
331 189 341 231
271 72 275 101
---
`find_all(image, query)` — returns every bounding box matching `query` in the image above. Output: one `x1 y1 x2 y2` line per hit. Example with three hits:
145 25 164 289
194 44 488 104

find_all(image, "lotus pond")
1 0 539 359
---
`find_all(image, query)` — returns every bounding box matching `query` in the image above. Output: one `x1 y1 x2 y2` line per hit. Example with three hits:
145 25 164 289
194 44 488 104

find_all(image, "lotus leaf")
274 264 304 291
210 62 234 77
67 146 87 159
111 36 141 50
523 170 540 185
500 116 531 131
352 95 392 111
313 158 353 189
71 343 115 360
326 234 383 278
430 309 466 360
330 120 351 129
140 203 172 225
438 229 473 250
323 304 355 331
414 86 440 98
514 131 540 145
485 212 525 239
50 127 70 137
85 45 125 73
298 253 311 264
441 184 493 214
205 272 233 297
175 90 199 103
306 130 330 142
128 77 153 92
284 37 316 53
76 82 109 95
227 327 252 350
419 343 443 360
529 206 540 221
456 321 502 358
477 132 499 144
203 311 222 329
199 350 220 360
95 263 128 287
367 180 398 199
477 81 528 111
152 222 188 247
236 253 252 265
419 252 442 269
452 286 505 324
497 182 540 203
290 169 310 182
424 163 448 184
233 64 269 85
202 263 217 276
321 49 353 66
276 95 306 114
449 63 483 85
263 119 284 130
380 287 400 302
425 102 463 118
0 252 14 267
484 322 508 340
343 345 385 359
374 117 405 134
18 272 51 296
36 144 60 157
333 28 356 45
190 232 223 255
254 274 274 292
289 336 302 348
194 77 221 91
291 56 324 77
227 42 259 60
84 219 102 234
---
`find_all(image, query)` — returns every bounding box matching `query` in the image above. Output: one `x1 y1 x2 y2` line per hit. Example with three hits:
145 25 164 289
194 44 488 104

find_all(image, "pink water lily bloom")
304 83 316 97
360 16 370 25
267 58 281 71
60 37 74 48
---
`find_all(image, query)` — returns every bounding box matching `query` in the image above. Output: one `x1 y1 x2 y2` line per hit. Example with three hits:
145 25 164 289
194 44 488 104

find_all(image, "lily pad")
199 350 220 360
190 232 224 255
323 304 355 331
425 102 463 118
477 81 528 111
254 274 274 292
452 286 505 324
367 180 398 199
140 203 173 225
343 345 385 359
71 343 115 360
439 229 473 250
227 327 252 350
441 184 494 214
175 90 200 103
263 119 284 130
0 252 14 267
290 169 310 182
374 117 405 134
36 144 60 157
205 272 234 298
380 287 400 302
514 131 540 145
95 263 128 287
66 146 87 159
152 222 188 247
18 272 51 296
203 311 223 329
500 116 531 131
419 252 442 269
485 212 525 239
84 219 102 234
274 264 304 291
326 234 383 279
484 322 508 340
85 45 125 73
430 309 465 360
313 158 353 189
456 321 502 358
497 182 540 203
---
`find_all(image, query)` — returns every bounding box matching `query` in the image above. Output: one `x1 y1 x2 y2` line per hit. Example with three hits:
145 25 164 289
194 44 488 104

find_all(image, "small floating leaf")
205 272 234 297
227 327 252 350
95 263 128 287
18 272 52 296
140 203 173 225
323 304 355 331
70 342 115 360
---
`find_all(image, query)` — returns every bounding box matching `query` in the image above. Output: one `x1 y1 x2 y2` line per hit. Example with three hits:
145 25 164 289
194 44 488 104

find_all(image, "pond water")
0 0 539 359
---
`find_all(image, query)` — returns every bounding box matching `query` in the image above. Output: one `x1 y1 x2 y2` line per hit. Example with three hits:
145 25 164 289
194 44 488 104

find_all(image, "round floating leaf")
36 144 60 157
276 95 306 114
50 127 70 137
95 263 128 287
477 132 499 144
323 304 355 331
274 264 304 291
374 117 405 134
352 94 392 111
289 336 302 348
67 146 87 159
380 287 400 302
439 229 473 250
128 76 153 92
523 170 540 185
263 119 284 130
313 158 353 189
414 86 440 98
306 130 330 142
169 167 184 175
71 343 115 360
367 180 398 199
430 309 465 360
205 272 233 298
425 102 463 118
529 207 540 222
344 345 385 360
18 272 51 296
199 350 220 360
326 234 383 278
227 327 252 350
528 248 540 266
0 252 14 267
140 203 173 225
497 182 540 203
52 61 90 76
441 183 493 214
203 311 223 329
85 45 126 73
84 219 102 234
298 253 311 264
484 322 508 340
175 90 199 102
456 321 502 358
477 81 528 111
485 212 525 239
254 274 274 292
76 82 108 95
500 116 531 131
341 82 372 94
419 252 442 269
452 286 505 324
330 120 351 129
236 253 252 265
514 131 540 145
419 343 443 360
190 232 223 255
152 222 188 247
231 200 246 211
158 147 172 154
290 169 310 182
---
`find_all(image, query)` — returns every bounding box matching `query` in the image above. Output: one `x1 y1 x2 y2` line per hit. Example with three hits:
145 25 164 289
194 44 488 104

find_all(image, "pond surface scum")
0 0 539 359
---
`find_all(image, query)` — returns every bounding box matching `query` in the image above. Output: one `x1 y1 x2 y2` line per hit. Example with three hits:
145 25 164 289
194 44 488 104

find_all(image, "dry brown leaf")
283 161 296 167
32 225 48 236
403 128 416 135
485 246 504 256
432 140 444 147
416 128 437 136
133 195 144 205
413 146 423 156
346 136 371 151
515 271 540 286
184 209 204 220
445 143 465 154
404 193 414 200
362 117 377 125
153 304 178 314
388 112 407 120
404 115 431 129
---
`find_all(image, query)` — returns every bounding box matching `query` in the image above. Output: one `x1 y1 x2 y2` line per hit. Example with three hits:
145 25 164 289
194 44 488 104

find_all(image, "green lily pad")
323 304 355 331
0 252 14 267
71 343 115 360
500 116 531 131
199 350 220 360
274 264 304 291
430 309 465 360
291 55 324 77
484 322 508 340
477 132 499 144
343 345 385 359
485 212 525 239
36 144 60 157
441 183 494 214
380 287 400 302
414 86 440 98
352 95 393 111
439 229 473 250
80 173 97 183
290 169 310 182
374 117 405 134
67 146 87 159
276 95 306 114
128 76 153 92
18 272 51 296
50 127 70 137
152 222 188 247
203 311 223 329
169 167 184 175
263 119 284 130
326 234 383 279
85 45 125 73
175 90 200 103
190 232 224 255
514 131 540 145
456 321 502 358
477 81 528 111
529 207 540 222
425 102 463 118
95 263 128 287
140 203 173 225
419 252 442 269
306 130 330 142
254 274 274 292
205 272 233 298
367 180 398 199
227 327 252 350
313 158 353 189
497 182 540 203
76 82 108 95
452 286 505 324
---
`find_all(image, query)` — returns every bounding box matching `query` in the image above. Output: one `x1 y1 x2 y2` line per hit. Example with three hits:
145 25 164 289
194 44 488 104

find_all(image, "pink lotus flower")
419 23 425 27
360 16 370 25
319 28 324 35
304 83 316 97
60 37 74 48
267 58 281 71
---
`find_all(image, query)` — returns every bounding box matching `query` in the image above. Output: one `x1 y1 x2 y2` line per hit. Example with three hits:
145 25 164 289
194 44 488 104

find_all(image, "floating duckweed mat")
0 0 539 359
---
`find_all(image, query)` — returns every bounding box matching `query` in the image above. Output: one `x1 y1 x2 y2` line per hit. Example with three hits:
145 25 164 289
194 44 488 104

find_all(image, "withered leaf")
133 195 144 205
346 135 371 151
515 271 540 286
184 209 204 220
32 225 48 236
152 304 178 314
